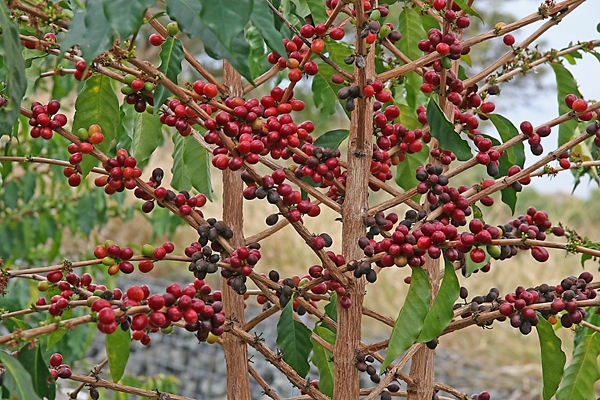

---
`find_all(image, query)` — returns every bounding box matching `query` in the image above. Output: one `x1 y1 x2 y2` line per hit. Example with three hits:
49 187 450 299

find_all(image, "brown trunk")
221 61 251 400
407 256 441 399
333 12 375 396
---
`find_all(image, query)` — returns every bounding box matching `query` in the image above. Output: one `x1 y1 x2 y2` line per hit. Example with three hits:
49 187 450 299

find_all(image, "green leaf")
250 0 288 58
314 129 349 150
397 8 427 62
555 332 600 400
105 326 131 382
381 266 430 371
153 37 185 112
120 106 163 170
0 1 27 135
17 344 55 400
46 308 72 350
72 74 120 177
103 0 156 40
166 0 254 82
19 172 36 204
311 325 335 397
2 180 19 209
324 292 338 324
0 351 43 400
418 260 459 343
451 0 484 22
276 301 312 378
486 113 525 176
246 26 269 79
550 63 582 146
300 0 328 24
199 0 253 52
395 149 428 199
171 133 214 200
500 187 518 215
426 99 472 161
60 2 112 64
536 315 566 400
3 318 32 333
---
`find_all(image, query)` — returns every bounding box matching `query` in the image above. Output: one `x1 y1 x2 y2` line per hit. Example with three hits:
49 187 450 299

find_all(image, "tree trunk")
221 61 252 400
333 7 375 396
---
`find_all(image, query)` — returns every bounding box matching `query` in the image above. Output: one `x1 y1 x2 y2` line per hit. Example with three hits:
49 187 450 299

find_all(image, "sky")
487 0 599 197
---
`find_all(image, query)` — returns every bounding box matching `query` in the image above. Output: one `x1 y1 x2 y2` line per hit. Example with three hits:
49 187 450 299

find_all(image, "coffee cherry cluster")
48 353 71 380
470 391 491 400
586 121 600 148
355 351 382 384
506 206 553 262
306 251 347 295
267 34 314 81
242 169 321 224
122 74 155 113
221 243 261 294
159 99 195 136
39 270 112 315
293 144 342 185
565 93 594 120
472 135 503 177
338 79 391 112
364 212 398 239
187 244 220 280
429 147 456 166
29 100 68 140
519 120 552 156
127 280 226 344
93 149 142 195
197 218 234 249
419 28 467 62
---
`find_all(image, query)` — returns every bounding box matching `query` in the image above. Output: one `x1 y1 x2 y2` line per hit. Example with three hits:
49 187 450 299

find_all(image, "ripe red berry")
49 353 63 367
329 27 344 41
149 33 164 46
503 34 515 46
571 99 588 113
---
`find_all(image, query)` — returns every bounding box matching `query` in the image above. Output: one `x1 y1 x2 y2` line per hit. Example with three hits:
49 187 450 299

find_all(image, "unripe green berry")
124 74 136 85
37 281 49 292
121 85 135 95
166 22 180 36
143 81 155 92
379 25 391 38
141 244 155 258
102 256 116 266
77 127 89 140
370 10 381 21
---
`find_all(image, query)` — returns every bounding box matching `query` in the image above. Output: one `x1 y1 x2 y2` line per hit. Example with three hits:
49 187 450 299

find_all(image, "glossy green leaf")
246 26 269 79
166 0 253 82
72 74 120 177
250 0 288 58
311 325 335 397
276 301 312 378
199 0 252 52
486 113 525 176
451 0 484 21
106 326 131 382
426 99 472 161
120 105 163 170
395 148 428 198
300 0 328 24
3 317 32 333
312 65 341 121
381 266 430 371
171 133 214 200
0 351 43 400
550 63 581 146
17 344 55 400
418 260 460 342
60 2 112 64
555 332 600 400
153 37 184 112
397 8 427 62
102 0 156 40
535 315 566 400
314 129 349 150
0 1 27 134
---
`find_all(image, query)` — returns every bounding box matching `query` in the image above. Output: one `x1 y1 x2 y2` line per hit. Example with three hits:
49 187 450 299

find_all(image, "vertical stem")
221 61 252 400
333 2 374 397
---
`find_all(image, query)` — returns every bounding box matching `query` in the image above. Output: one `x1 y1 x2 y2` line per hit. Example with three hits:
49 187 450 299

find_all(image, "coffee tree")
1 0 600 399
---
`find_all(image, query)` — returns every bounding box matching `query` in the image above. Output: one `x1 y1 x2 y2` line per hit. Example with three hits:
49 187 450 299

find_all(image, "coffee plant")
0 0 599 399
